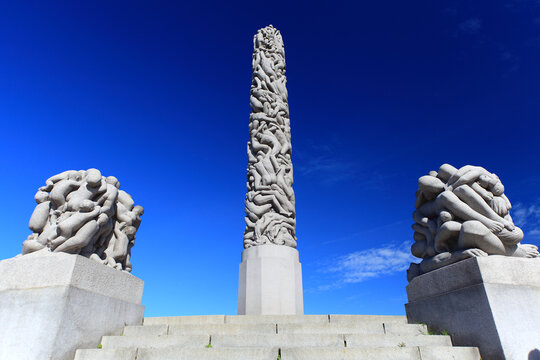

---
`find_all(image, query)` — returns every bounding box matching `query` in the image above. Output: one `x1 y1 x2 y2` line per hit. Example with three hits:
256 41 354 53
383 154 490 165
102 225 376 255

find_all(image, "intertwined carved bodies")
244 25 297 248
408 164 539 280
21 168 143 272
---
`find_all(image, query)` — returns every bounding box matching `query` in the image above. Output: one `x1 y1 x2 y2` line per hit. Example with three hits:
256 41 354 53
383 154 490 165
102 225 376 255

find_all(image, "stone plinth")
0 252 144 360
238 244 303 315
406 255 540 360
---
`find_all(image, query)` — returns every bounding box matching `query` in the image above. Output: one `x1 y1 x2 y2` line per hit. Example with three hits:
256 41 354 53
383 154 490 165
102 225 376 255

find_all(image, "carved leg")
458 220 506 255
454 185 513 229
434 221 461 253
53 220 99 254
436 191 504 233
419 248 488 275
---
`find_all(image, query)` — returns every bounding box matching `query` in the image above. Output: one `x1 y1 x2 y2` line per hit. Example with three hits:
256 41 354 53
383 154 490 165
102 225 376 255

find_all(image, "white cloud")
512 200 540 238
322 242 416 286
457 18 482 35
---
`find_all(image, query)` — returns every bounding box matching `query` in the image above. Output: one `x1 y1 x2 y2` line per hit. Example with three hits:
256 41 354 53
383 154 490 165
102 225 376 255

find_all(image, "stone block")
101 335 210 349
384 323 428 336
406 256 540 360
418 346 481 360
123 324 168 336
74 348 137 360
280 346 480 360
343 334 451 347
238 244 303 315
0 252 144 360
211 333 344 348
136 347 279 360
277 322 385 335
329 314 407 324
144 315 226 325
168 323 277 335
280 347 422 360
225 314 328 324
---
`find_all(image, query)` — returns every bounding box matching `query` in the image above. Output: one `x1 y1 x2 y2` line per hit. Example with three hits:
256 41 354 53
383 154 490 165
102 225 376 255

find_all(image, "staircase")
74 315 480 360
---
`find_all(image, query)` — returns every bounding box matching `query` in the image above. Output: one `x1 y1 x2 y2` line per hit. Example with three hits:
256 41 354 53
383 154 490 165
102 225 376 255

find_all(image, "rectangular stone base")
0 252 145 360
405 255 540 360
238 244 303 315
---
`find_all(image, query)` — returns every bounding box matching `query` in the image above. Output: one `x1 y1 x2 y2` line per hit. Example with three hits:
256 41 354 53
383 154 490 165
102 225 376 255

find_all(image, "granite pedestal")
0 252 144 360
406 256 540 360
238 244 303 315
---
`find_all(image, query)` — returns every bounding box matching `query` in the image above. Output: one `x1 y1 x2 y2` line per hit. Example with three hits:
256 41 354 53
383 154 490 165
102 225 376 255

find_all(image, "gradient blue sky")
1 0 539 316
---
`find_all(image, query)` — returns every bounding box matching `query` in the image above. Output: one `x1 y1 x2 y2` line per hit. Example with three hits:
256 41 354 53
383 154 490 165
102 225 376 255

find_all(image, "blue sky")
1 0 539 316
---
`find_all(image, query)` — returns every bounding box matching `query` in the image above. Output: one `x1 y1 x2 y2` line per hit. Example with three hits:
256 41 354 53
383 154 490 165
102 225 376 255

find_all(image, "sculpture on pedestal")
408 164 539 281
21 168 143 272
238 25 303 315
243 25 297 249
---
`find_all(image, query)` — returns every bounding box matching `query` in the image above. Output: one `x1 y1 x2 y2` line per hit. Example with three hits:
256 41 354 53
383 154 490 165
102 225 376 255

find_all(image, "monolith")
238 25 303 315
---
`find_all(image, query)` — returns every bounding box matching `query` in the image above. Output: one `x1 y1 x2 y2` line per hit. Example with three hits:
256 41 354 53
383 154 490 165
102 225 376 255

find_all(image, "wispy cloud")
445 3 540 75
456 18 482 35
297 154 356 183
295 140 362 185
295 138 357 184
295 136 403 187
512 200 540 238
311 242 416 292
505 0 540 11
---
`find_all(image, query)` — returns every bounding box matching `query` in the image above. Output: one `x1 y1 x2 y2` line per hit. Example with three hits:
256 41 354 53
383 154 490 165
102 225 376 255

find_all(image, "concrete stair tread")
281 346 481 360
101 333 451 349
277 322 427 335
122 322 427 336
143 314 407 326
76 346 480 360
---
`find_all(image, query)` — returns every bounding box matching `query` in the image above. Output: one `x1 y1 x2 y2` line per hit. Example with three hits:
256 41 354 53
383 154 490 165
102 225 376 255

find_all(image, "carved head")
86 169 102 187
34 190 49 204
133 205 144 216
478 174 505 196
68 171 84 182
123 225 137 239
491 182 505 196
439 210 454 223
106 176 121 189
79 200 95 212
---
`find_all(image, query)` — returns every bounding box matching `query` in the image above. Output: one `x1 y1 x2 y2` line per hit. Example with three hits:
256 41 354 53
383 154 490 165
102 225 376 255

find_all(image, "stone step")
74 348 137 360
100 333 451 350
144 315 226 326
329 314 407 324
122 321 425 337
276 322 427 336
281 346 481 360
101 334 210 349
142 314 407 326
123 323 278 336
75 347 279 360
75 346 480 360
344 334 451 348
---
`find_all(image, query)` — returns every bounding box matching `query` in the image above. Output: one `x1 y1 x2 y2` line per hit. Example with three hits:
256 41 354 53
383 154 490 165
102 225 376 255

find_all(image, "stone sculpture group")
408 163 539 280
4 26 538 360
243 25 297 249
21 168 143 272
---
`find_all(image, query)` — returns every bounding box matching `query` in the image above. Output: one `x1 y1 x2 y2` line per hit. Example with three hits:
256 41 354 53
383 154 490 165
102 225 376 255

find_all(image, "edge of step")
142 314 408 326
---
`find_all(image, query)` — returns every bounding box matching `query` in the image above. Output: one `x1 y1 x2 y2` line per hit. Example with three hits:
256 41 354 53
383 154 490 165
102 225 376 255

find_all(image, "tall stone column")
238 25 304 315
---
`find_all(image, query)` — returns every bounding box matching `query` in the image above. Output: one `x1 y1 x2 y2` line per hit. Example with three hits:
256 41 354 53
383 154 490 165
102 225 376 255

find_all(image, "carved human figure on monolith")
408 164 539 281
21 168 143 272
243 25 297 249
